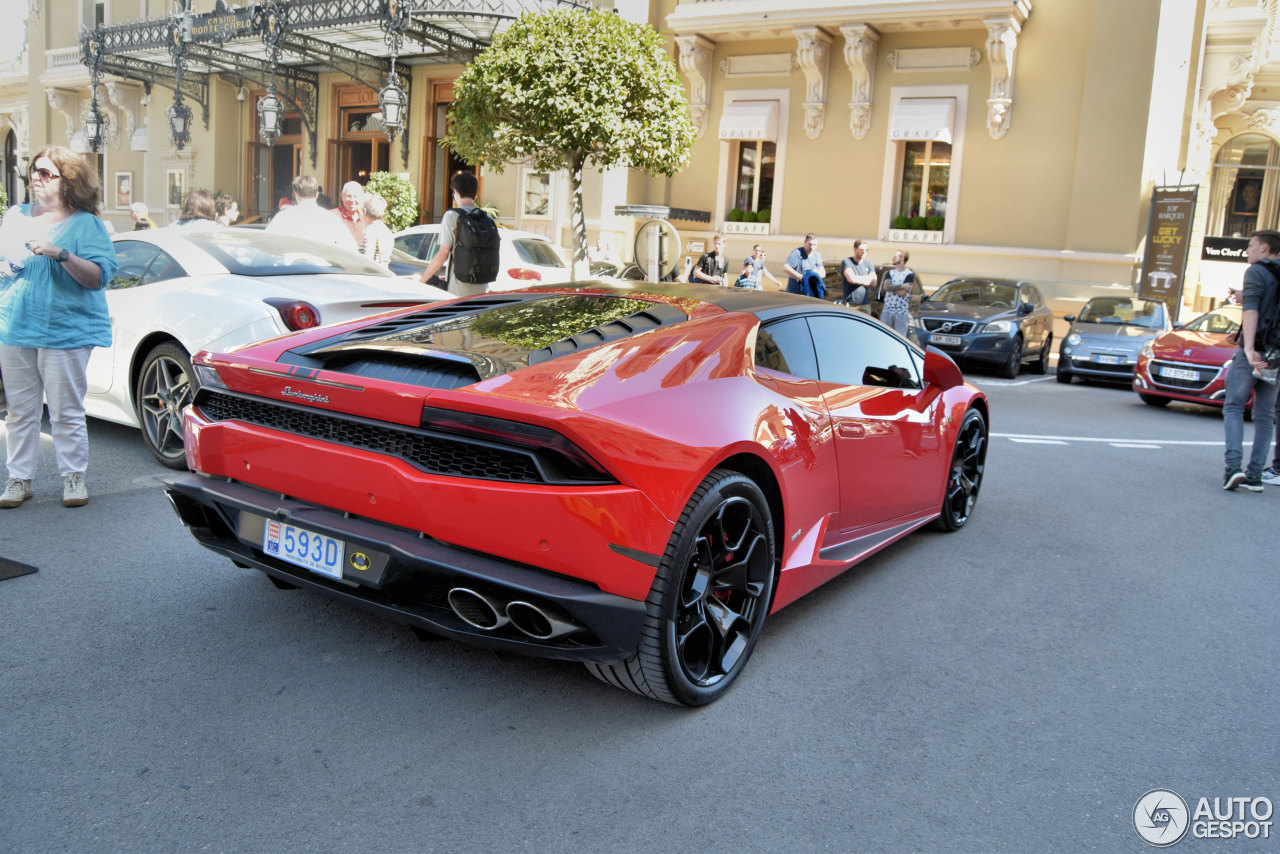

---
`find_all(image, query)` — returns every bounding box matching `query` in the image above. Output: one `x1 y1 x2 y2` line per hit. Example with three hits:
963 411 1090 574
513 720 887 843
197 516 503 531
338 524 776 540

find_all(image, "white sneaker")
1 478 32 508
1262 467 1280 485
62 473 88 507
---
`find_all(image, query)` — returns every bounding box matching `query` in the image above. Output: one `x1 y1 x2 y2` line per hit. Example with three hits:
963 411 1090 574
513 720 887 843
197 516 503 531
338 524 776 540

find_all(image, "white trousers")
0 344 92 479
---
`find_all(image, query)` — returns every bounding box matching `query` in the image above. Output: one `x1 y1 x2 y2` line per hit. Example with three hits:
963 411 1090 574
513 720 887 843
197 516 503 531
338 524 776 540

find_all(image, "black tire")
1138 393 1170 407
998 336 1023 379
934 408 988 532
585 469 777 706
136 341 194 470
1030 335 1051 374
1056 366 1072 384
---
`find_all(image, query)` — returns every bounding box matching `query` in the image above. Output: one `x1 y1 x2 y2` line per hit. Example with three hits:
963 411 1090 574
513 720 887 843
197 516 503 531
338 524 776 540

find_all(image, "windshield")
1078 297 1167 328
927 280 1019 307
188 230 392 278
1182 306 1241 334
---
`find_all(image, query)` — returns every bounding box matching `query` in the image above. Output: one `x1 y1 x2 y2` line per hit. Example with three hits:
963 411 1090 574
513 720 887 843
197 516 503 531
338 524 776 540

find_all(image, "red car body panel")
169 285 986 664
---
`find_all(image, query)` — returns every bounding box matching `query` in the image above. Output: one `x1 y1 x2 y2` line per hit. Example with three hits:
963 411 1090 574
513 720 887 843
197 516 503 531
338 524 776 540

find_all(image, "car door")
804 313 945 534
1018 283 1050 355
86 240 189 395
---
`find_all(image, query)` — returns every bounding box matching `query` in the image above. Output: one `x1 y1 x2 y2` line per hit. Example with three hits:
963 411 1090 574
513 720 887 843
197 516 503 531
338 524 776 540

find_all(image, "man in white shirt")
418 171 488 297
266 175 359 252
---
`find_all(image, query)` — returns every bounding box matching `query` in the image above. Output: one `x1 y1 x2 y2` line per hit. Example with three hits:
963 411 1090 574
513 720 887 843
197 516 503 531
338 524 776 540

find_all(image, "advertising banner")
1138 187 1198 316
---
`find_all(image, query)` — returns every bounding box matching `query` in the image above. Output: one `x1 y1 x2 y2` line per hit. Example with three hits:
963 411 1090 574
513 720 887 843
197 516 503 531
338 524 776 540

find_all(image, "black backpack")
450 207 501 285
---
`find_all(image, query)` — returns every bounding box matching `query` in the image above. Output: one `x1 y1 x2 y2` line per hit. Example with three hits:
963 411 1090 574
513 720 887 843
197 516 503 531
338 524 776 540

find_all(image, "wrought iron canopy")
79 0 589 164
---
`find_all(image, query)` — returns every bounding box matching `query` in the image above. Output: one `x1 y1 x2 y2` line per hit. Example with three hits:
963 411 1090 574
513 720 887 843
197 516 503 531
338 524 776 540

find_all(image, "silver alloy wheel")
137 342 193 469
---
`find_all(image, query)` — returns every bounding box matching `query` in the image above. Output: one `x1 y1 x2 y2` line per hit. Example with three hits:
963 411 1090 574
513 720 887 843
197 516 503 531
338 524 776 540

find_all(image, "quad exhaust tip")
446 587 583 640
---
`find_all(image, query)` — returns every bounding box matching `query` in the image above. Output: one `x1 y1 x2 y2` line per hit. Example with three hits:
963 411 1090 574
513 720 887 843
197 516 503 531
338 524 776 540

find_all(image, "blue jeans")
1223 348 1280 476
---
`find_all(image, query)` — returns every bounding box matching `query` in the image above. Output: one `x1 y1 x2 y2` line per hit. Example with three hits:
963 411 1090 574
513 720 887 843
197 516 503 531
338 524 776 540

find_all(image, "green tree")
364 171 418 232
444 8 696 273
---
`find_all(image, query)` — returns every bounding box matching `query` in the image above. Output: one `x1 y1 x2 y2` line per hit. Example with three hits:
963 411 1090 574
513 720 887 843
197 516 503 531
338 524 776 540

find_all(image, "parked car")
165 284 989 706
393 224 571 290
1057 295 1172 384
909 277 1054 377
85 228 449 468
1133 304 1247 410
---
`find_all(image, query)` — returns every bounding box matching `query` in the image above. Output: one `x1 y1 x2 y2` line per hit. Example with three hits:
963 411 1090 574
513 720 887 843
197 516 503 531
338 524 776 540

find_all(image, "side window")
109 241 185 289
807 314 922 390
110 241 159 289
755 317 818 380
393 233 422 257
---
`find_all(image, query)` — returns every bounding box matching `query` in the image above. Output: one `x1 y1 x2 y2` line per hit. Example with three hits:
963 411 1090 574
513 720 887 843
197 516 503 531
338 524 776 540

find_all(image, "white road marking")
994 432 1223 446
1008 438 1068 445
1109 443 1162 449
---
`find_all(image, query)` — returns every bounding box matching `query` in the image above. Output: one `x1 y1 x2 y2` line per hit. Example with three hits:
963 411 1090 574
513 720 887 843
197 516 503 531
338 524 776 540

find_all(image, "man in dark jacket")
1223 229 1280 491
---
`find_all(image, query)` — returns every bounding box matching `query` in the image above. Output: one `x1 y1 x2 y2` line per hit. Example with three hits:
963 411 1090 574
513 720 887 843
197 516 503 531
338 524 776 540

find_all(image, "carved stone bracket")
675 35 715 139
840 24 878 141
794 27 832 140
984 17 1021 139
104 80 144 146
45 88 82 146
0 107 30 159
1245 107 1279 131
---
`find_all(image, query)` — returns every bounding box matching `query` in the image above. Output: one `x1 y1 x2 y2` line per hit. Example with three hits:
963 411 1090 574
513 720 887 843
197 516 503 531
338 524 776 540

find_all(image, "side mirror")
1064 314 1076 324
922 346 965 390
1020 302 1034 314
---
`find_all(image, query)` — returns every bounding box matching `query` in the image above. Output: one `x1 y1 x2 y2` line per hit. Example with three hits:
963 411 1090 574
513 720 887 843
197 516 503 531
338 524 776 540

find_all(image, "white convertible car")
83 227 447 468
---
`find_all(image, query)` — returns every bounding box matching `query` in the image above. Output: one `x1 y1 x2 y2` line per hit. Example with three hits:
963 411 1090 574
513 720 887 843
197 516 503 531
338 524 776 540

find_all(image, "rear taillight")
265 298 321 331
507 268 542 282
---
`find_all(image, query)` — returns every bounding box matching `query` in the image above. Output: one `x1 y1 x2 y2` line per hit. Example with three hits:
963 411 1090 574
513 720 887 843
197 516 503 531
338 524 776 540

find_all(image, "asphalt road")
1 375 1277 853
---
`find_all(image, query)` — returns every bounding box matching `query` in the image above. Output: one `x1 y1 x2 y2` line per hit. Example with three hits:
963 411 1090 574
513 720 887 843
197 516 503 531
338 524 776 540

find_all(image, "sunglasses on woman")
31 167 61 181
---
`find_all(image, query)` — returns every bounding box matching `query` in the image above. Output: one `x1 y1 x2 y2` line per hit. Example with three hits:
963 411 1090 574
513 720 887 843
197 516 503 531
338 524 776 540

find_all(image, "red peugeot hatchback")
1133 304 1244 410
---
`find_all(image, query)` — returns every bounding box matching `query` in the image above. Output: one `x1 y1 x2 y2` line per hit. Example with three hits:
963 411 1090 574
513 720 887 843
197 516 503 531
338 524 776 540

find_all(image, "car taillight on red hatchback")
507 268 542 282
264 298 321 331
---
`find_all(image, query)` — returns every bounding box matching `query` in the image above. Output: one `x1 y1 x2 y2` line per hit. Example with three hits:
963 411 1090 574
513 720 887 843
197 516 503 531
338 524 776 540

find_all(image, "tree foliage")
444 8 696 269
364 171 418 231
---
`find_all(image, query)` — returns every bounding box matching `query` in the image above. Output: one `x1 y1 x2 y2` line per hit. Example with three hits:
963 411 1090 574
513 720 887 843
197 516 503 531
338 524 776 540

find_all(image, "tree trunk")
568 149 589 280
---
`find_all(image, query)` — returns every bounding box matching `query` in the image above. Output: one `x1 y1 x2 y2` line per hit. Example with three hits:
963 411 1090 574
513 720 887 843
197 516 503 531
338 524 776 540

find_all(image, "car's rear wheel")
585 469 777 706
1138 393 1171 407
1030 335 1051 374
137 341 193 470
934 408 988 532
998 336 1023 379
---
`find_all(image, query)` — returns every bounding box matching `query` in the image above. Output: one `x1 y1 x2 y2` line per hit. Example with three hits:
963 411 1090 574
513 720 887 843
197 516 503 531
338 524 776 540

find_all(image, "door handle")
838 422 866 439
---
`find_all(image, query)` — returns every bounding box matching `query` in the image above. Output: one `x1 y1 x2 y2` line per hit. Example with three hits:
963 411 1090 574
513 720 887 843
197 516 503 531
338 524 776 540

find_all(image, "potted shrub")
364 171 419 231
743 210 758 223
925 216 945 231
728 208 744 222
892 215 910 229
908 215 926 230
757 208 771 223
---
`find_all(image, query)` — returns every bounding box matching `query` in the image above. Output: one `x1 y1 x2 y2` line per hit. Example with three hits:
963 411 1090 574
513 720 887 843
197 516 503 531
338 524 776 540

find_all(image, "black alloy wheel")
586 469 777 706
935 408 988 532
999 335 1023 379
137 341 194 469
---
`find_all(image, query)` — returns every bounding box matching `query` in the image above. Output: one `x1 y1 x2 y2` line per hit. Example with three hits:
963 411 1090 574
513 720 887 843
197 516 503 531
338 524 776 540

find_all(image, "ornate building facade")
4 0 1280 318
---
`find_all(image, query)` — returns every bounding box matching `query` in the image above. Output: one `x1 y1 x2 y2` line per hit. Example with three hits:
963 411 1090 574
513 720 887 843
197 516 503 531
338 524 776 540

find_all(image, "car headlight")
1066 333 1082 346
984 320 1014 334
1140 340 1154 358
193 364 227 391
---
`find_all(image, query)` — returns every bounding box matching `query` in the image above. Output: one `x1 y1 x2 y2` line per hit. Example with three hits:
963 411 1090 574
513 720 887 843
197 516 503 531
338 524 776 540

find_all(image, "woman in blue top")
0 146 118 509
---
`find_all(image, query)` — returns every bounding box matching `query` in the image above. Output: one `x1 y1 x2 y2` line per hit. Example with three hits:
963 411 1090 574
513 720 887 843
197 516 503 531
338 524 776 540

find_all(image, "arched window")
1209 133 1280 237
3 130 15 206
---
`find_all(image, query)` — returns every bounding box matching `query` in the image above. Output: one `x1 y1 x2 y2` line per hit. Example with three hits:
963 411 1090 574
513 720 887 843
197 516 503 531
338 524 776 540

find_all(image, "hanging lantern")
258 90 283 145
83 102 105 152
168 98 192 150
378 73 407 142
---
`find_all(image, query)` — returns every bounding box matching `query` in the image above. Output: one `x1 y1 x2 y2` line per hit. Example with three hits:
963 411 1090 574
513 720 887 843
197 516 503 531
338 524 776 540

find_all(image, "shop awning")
889 98 956 144
718 101 780 142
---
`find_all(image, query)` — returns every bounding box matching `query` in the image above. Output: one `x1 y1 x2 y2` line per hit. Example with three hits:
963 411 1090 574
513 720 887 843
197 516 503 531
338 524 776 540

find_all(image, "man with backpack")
1222 229 1280 491
418 171 500 296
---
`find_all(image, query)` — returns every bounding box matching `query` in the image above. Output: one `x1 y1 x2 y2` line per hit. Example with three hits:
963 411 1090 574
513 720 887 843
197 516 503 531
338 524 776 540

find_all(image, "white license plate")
929 334 963 346
1159 366 1200 381
1094 354 1123 365
263 520 345 580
